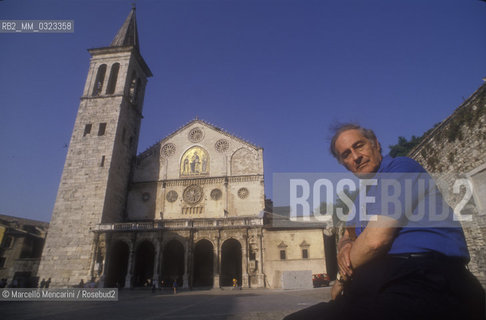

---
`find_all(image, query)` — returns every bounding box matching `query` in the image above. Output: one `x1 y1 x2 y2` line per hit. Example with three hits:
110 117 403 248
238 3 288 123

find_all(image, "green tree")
388 122 440 157
389 136 422 157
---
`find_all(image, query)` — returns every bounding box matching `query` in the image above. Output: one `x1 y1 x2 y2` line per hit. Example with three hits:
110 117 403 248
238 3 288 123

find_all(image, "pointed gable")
134 118 263 182
156 119 262 151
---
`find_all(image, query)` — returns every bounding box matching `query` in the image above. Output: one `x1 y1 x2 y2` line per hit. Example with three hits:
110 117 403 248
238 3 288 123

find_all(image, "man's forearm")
349 229 389 270
348 217 398 270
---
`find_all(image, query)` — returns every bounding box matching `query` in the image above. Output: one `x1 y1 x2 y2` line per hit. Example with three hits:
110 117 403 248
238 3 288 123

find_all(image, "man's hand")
331 280 344 300
338 242 353 277
337 229 355 278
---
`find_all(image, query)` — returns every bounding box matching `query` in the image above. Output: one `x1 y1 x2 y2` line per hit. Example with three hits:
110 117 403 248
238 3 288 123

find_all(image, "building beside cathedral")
0 214 48 288
37 8 333 289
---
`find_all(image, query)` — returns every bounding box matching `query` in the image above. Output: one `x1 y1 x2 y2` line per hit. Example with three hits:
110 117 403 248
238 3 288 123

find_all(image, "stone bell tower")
38 8 152 287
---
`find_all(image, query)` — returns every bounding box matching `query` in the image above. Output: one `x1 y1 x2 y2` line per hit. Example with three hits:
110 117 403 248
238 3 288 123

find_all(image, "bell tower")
38 8 152 287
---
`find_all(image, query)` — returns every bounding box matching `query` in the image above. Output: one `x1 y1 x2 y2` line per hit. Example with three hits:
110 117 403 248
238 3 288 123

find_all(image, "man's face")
334 129 382 177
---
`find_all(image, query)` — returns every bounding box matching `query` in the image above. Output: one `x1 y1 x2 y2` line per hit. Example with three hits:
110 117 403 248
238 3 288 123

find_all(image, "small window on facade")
280 250 286 260
302 249 309 259
100 155 105 167
106 63 120 94
20 237 33 258
83 124 92 136
98 123 107 136
92 64 107 96
0 257 5 268
2 236 13 248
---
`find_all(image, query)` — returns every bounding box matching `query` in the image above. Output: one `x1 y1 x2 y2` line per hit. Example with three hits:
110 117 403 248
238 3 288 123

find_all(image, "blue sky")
1 0 485 222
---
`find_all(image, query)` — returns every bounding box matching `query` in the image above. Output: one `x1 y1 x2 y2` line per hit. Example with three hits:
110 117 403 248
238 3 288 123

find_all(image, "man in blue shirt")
285 123 484 320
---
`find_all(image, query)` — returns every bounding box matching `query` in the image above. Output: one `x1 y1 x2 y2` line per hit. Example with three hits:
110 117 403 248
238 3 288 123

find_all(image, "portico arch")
220 238 242 287
106 240 129 288
161 239 185 287
193 239 214 287
133 240 155 287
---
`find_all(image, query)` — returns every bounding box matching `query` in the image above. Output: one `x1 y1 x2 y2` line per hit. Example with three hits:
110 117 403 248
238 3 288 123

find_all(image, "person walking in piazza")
285 123 485 320
172 279 177 294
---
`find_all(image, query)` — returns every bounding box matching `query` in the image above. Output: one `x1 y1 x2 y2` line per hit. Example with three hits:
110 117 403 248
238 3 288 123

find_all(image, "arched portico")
220 238 242 287
161 239 185 287
193 239 214 287
133 240 155 287
106 240 129 288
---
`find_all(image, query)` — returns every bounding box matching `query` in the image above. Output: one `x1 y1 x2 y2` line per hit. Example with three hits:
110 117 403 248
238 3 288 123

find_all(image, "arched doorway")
193 239 213 287
161 239 185 288
133 240 155 287
106 241 129 288
220 238 242 287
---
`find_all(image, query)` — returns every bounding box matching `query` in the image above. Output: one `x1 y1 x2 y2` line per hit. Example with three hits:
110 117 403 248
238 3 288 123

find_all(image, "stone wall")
409 82 486 286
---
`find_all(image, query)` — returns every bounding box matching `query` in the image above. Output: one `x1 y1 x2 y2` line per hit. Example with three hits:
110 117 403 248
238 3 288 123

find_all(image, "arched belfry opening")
106 63 120 94
133 240 155 287
92 64 107 96
161 239 185 287
220 238 242 287
193 239 213 287
106 241 129 288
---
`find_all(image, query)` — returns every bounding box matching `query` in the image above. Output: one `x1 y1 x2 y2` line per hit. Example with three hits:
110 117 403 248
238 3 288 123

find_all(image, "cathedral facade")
37 9 332 289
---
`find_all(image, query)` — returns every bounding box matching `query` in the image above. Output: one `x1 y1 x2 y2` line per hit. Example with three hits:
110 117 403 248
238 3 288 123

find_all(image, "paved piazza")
2 287 332 320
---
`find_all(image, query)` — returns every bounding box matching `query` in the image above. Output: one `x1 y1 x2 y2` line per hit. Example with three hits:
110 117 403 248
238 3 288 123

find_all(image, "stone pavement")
1 286 332 320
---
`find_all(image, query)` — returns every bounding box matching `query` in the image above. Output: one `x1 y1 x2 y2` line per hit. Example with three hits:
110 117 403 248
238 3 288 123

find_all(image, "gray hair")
329 123 380 162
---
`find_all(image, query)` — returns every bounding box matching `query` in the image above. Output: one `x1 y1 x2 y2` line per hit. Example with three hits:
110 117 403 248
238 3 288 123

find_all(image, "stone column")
89 233 100 281
160 181 167 220
213 235 220 288
159 239 166 287
183 238 190 289
125 235 136 288
212 246 219 288
224 177 229 216
99 233 112 288
152 235 161 288
241 234 249 288
257 231 265 288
